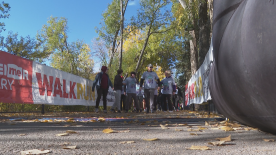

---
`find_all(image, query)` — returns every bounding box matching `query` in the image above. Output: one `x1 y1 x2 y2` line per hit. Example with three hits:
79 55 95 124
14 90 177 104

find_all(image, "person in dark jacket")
111 69 123 113
172 83 183 111
92 66 113 113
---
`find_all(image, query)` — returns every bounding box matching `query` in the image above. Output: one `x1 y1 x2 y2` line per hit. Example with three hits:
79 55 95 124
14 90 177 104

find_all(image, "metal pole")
208 100 211 115
41 104 45 114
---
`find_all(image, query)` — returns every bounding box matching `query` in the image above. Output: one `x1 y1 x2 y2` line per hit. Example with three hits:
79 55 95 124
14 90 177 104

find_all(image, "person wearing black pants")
120 85 126 111
92 66 113 113
163 94 173 111
160 70 176 112
96 88 108 111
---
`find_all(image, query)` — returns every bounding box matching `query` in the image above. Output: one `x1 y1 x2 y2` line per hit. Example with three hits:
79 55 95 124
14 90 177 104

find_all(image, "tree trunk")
135 25 152 73
208 0 213 33
108 29 120 68
179 0 199 73
198 0 210 67
119 0 124 69
108 0 129 69
190 30 198 75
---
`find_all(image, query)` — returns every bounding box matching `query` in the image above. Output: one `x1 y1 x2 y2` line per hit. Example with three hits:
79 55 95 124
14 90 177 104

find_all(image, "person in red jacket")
92 66 113 113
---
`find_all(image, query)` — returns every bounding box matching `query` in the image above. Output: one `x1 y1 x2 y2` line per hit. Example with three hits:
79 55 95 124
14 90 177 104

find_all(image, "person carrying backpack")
92 66 113 113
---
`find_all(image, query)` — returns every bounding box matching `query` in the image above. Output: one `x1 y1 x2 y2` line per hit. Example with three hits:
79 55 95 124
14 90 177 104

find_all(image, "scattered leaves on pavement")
175 129 183 131
63 146 78 149
119 141 135 144
208 141 226 146
21 149 51 155
66 130 77 134
220 126 235 131
56 133 69 136
19 134 26 136
102 128 117 133
216 135 232 142
143 138 160 141
263 139 275 142
98 118 106 122
178 123 188 126
188 145 211 150
160 124 168 129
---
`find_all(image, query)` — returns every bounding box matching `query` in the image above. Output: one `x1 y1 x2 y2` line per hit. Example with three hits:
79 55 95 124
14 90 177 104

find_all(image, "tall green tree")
95 0 129 68
0 32 51 62
37 16 94 79
131 0 174 73
0 1 10 33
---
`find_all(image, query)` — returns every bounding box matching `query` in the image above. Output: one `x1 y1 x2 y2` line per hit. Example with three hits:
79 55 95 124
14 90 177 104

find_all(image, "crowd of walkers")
92 64 183 113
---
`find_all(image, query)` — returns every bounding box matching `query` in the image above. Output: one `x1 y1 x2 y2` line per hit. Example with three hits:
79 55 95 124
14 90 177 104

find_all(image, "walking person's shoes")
111 109 115 113
103 110 107 113
117 110 121 113
95 108 99 113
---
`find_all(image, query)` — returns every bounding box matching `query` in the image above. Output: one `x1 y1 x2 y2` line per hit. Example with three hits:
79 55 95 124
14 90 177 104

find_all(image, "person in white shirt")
140 64 160 113
160 70 176 112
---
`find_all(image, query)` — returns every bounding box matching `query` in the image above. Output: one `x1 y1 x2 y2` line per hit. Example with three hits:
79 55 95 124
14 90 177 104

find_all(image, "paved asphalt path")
0 111 276 155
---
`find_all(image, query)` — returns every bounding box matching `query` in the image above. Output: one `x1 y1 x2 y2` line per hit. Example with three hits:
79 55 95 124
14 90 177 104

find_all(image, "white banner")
186 41 213 105
32 62 115 106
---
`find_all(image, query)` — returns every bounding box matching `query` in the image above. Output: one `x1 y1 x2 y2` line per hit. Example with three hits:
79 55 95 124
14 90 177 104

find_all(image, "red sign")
0 51 33 104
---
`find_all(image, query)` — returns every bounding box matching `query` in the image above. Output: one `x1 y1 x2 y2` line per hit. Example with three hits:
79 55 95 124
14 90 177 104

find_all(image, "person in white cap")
140 64 160 113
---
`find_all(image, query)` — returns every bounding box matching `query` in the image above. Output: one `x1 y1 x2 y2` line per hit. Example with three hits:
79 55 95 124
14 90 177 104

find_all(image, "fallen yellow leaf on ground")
21 149 52 155
178 123 187 126
66 130 77 134
187 129 202 132
175 129 183 131
220 126 235 131
244 128 251 131
263 139 275 142
198 127 207 130
160 124 168 129
102 128 117 133
91 120 97 122
205 121 209 126
143 138 159 141
231 123 241 128
216 135 231 142
188 145 211 150
208 141 226 146
56 133 69 136
190 133 198 135
98 118 106 122
119 141 135 144
63 146 78 149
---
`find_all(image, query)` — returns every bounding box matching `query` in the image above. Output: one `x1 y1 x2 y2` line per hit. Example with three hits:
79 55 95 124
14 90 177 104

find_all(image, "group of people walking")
92 64 182 113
